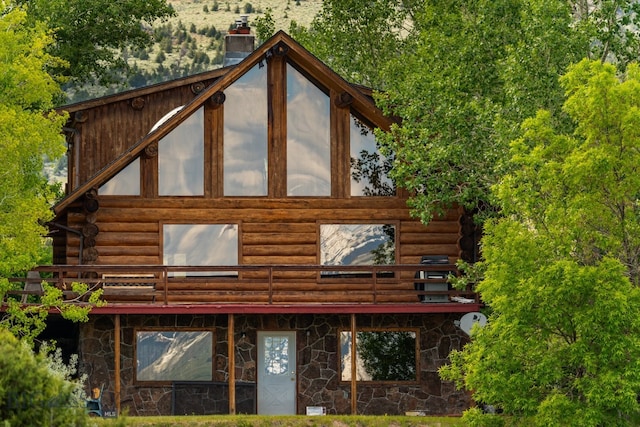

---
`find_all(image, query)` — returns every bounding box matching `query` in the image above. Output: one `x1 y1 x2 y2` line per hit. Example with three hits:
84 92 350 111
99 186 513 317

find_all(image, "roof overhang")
86 303 483 315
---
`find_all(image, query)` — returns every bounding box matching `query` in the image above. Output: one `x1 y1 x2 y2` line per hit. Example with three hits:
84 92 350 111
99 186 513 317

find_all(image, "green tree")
290 0 412 88
0 7 66 277
0 328 88 426
374 0 591 223
0 7 102 344
295 0 640 224
253 7 275 45
13 0 175 84
440 60 640 426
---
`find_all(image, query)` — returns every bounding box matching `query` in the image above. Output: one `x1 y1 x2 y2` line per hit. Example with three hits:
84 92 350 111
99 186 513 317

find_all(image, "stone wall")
78 312 472 416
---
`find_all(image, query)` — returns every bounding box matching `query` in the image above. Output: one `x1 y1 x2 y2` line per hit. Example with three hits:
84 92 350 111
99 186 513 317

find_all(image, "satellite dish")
455 312 487 336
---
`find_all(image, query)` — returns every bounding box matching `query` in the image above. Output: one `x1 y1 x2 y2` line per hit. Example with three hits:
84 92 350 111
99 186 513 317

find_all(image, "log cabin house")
14 30 484 416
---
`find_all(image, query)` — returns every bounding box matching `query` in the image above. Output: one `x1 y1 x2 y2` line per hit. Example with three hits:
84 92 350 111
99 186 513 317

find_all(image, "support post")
115 314 121 416
350 313 357 415
228 313 236 415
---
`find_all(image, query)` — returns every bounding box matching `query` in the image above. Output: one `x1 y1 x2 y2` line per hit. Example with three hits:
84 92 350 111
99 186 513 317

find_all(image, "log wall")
61 197 463 305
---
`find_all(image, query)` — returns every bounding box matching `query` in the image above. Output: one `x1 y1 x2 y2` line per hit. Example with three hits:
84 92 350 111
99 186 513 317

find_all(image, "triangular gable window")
99 158 140 196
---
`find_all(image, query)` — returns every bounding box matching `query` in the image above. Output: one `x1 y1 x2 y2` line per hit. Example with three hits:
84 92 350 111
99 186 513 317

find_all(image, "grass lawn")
92 414 465 427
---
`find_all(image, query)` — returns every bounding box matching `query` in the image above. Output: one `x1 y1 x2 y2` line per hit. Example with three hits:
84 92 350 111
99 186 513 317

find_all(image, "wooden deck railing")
6 264 479 306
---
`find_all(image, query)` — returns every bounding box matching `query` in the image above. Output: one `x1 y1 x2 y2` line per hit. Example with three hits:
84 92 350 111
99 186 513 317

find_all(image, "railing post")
163 266 168 305
268 266 273 304
372 266 378 304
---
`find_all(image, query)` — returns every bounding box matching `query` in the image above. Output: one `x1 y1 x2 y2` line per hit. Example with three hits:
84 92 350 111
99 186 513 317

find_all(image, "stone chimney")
224 15 255 66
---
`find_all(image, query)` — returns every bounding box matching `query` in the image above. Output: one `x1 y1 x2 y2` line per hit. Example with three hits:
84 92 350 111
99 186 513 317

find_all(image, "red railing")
6 264 479 306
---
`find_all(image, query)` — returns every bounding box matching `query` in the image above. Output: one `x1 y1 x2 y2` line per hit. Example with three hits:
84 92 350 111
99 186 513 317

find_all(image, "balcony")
5 264 480 314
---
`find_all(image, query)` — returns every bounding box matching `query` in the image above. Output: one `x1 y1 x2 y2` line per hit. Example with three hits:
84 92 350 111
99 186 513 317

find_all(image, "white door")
257 331 297 414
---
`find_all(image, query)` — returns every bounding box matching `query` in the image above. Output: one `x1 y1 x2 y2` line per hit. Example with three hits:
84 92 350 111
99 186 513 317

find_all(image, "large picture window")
340 330 418 382
320 223 396 276
136 330 214 382
286 64 330 196
158 107 204 196
350 115 395 197
163 224 238 276
224 64 268 196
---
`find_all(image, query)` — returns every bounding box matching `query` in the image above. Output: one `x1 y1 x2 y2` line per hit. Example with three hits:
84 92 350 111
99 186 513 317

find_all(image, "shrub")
0 329 87 426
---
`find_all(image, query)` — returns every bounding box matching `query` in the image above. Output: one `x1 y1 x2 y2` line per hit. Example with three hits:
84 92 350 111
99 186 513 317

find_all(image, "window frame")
134 328 217 386
317 221 399 280
338 327 420 384
222 63 269 197
161 222 241 277
285 61 332 197
158 106 206 197
348 110 396 198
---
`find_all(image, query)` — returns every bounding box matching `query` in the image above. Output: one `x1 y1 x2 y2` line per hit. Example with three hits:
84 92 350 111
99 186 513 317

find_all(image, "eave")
87 303 483 315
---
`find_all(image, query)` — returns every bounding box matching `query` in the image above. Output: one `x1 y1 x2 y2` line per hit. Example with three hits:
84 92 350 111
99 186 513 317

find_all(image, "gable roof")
53 31 395 215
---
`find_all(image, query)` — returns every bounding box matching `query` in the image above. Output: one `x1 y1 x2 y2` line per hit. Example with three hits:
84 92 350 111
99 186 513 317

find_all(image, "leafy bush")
0 328 87 426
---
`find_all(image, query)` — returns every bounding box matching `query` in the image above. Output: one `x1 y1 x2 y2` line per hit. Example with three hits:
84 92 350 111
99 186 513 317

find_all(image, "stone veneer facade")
78 313 472 416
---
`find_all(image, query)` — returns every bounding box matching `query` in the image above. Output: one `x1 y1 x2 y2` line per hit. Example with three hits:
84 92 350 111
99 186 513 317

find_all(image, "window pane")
350 116 395 196
340 331 417 381
163 224 238 276
263 336 289 376
224 64 268 196
286 64 330 196
320 224 396 267
159 107 204 195
136 331 213 382
99 158 140 196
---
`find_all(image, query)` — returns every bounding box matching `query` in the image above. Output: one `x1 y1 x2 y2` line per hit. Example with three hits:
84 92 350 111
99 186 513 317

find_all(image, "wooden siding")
56 197 464 305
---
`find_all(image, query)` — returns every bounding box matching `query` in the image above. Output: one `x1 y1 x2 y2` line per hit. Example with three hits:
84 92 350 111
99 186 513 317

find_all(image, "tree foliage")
11 0 175 84
0 6 102 344
294 0 640 224
253 7 275 45
440 60 640 426
290 0 413 88
0 6 66 277
0 328 88 426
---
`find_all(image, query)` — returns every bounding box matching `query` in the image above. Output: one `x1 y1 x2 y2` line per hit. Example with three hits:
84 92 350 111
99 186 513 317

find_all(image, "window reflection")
340 330 417 381
99 158 140 196
136 330 213 382
163 224 238 276
263 336 289 376
159 107 204 196
350 116 395 196
224 65 268 196
320 224 396 271
286 64 330 196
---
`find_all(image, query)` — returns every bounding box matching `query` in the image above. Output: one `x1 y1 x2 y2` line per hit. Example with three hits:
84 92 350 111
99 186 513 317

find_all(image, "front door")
257 331 297 414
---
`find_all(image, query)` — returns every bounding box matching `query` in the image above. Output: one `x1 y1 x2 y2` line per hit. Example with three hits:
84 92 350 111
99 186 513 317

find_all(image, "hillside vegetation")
65 0 321 103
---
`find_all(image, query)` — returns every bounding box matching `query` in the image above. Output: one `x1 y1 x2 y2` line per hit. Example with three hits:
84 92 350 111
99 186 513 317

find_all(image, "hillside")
166 0 322 37
64 0 321 103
